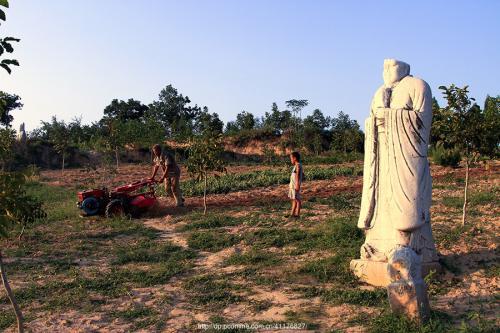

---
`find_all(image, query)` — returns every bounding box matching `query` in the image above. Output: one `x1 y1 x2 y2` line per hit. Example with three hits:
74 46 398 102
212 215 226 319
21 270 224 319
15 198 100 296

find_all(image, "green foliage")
330 111 364 154
183 274 242 308
112 240 196 265
296 284 386 307
181 165 359 197
177 213 243 231
482 95 500 157
0 172 46 237
186 133 226 212
235 111 256 131
0 1 20 75
261 102 294 135
0 127 14 168
224 249 281 268
299 254 356 284
187 230 240 252
0 91 22 127
0 310 15 330
186 134 226 181
438 85 491 158
368 309 453 333
429 143 461 167
195 106 224 136
147 84 202 140
40 116 76 170
243 227 308 248
103 98 149 121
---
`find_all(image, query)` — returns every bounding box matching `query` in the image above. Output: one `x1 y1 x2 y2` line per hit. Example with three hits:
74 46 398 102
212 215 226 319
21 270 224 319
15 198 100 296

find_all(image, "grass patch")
177 213 243 231
25 181 79 223
368 309 454 333
180 166 359 196
112 303 155 320
312 192 361 211
441 196 463 209
243 228 308 248
187 230 241 252
469 191 498 205
183 275 242 308
0 310 15 330
322 288 386 306
435 224 470 249
113 240 196 265
297 216 363 253
224 249 281 268
298 253 357 285
111 304 160 330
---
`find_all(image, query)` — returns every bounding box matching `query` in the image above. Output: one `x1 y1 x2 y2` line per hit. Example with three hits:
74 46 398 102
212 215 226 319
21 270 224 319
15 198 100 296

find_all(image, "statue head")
383 59 410 87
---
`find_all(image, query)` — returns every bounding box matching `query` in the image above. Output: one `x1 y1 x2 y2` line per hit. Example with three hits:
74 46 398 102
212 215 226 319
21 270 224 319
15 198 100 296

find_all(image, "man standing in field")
150 144 185 207
287 151 303 218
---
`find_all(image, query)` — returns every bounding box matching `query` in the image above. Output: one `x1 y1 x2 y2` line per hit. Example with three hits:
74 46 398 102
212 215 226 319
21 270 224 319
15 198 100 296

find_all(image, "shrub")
429 145 461 167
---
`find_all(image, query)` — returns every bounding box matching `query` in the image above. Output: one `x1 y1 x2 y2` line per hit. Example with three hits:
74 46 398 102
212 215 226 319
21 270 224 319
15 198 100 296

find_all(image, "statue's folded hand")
373 107 392 119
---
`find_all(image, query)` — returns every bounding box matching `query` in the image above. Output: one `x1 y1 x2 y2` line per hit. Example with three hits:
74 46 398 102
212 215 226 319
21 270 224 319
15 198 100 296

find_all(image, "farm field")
0 162 498 332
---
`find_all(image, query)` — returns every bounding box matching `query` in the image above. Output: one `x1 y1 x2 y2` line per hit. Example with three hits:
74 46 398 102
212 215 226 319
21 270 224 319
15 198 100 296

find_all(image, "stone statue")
17 122 27 145
350 59 440 287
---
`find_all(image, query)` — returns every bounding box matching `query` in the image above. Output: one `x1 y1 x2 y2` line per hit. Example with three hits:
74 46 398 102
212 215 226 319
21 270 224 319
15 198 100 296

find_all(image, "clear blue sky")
2 0 499 131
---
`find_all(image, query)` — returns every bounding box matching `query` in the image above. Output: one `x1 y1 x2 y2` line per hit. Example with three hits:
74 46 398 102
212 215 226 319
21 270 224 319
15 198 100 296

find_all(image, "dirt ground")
1 161 498 332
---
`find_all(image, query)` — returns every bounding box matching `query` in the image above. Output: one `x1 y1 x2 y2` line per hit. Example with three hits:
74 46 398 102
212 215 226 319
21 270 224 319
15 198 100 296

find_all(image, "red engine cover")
129 195 156 209
78 189 106 201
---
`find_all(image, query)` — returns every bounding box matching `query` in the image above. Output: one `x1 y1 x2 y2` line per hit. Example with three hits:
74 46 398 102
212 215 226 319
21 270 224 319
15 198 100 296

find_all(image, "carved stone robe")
358 74 438 263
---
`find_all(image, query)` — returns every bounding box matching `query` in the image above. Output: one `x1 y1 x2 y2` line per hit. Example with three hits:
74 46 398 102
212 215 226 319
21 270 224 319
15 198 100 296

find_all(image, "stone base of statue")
386 246 431 322
350 259 441 288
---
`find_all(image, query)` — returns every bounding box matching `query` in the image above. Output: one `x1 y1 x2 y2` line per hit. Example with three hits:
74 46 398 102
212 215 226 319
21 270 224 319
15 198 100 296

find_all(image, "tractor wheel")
81 197 100 216
105 199 125 218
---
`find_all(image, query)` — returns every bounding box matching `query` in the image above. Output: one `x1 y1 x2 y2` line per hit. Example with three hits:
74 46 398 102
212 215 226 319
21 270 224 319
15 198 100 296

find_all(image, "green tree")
0 126 14 170
195 107 224 135
262 102 281 134
482 95 500 157
0 0 20 75
103 98 149 122
0 172 45 333
98 118 127 169
285 99 308 148
303 109 330 155
224 120 239 135
186 133 226 214
235 111 256 131
330 111 363 153
0 92 22 127
41 117 71 173
439 85 487 226
0 3 42 332
147 84 201 139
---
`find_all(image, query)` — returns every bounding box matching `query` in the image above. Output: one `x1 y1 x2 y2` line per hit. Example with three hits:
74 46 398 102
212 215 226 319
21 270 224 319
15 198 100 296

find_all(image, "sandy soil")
3 161 498 332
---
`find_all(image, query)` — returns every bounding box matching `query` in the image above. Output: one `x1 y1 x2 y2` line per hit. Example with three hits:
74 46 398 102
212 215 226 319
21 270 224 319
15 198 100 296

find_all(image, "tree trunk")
115 148 119 170
18 225 25 242
462 159 469 226
203 172 207 215
61 151 65 174
0 250 24 333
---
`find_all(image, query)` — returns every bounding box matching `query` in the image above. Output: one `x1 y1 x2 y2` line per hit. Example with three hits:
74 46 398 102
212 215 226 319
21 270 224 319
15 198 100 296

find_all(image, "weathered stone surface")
350 259 441 287
386 246 430 322
350 59 439 323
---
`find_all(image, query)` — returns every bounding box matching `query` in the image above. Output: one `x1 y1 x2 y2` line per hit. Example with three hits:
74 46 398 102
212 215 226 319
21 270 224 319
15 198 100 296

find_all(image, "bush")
429 145 461 167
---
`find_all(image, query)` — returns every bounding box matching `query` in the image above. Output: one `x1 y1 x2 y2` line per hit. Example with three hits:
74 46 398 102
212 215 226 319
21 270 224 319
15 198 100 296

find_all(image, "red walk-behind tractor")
77 179 158 218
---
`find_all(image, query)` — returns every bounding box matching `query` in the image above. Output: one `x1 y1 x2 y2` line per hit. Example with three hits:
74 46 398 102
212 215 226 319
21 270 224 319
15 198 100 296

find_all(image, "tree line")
1 83 365 170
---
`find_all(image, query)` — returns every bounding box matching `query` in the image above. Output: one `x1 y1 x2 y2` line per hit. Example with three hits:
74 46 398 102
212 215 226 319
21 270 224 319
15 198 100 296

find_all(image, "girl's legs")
294 199 301 217
290 200 296 217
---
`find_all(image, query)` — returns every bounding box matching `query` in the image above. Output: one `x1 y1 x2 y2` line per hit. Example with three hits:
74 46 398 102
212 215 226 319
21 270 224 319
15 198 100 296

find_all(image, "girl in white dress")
288 151 303 218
